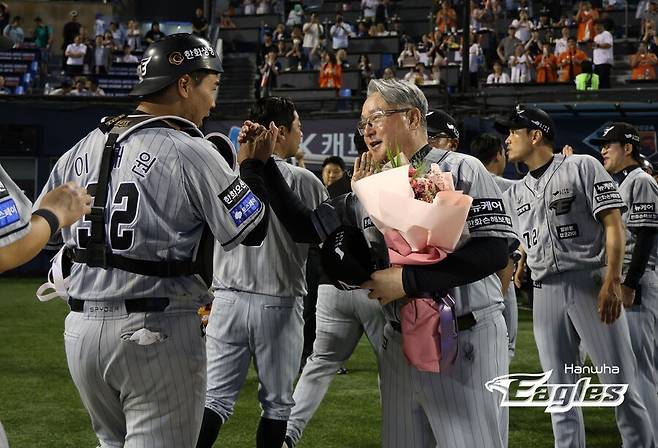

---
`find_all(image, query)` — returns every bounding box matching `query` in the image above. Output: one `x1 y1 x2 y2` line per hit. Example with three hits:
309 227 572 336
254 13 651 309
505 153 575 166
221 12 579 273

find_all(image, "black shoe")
337 367 348 375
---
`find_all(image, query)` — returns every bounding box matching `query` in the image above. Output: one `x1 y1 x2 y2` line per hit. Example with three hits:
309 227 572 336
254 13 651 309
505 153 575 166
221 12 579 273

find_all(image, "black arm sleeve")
622 227 657 289
238 159 270 246
262 157 321 244
402 237 509 296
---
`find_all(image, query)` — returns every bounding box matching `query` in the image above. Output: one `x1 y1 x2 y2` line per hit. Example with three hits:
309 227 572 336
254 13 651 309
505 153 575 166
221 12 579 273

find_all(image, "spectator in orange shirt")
558 37 589 81
575 1 598 43
534 43 558 83
630 42 658 80
435 1 457 34
319 51 342 88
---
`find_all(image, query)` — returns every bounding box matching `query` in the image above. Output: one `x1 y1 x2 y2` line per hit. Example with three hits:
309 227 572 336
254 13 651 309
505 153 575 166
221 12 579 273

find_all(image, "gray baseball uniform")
318 146 514 448
616 167 658 433
285 285 385 446
204 156 327 424
37 114 267 448
0 163 33 448
504 153 655 448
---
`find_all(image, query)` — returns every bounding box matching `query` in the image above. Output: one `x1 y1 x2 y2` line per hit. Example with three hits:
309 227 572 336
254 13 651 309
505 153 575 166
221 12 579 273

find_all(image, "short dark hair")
248 96 296 131
470 133 503 165
322 156 346 170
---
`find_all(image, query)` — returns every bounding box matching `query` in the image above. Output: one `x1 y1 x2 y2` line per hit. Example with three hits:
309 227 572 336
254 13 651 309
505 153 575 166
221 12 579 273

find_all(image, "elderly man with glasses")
246 78 514 448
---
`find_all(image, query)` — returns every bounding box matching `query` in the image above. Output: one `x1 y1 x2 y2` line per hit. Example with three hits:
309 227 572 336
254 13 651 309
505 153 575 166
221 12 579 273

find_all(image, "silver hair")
366 79 428 129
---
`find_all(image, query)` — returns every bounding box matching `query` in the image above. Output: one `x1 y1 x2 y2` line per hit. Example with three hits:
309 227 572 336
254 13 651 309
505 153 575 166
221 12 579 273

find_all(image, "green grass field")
0 279 622 447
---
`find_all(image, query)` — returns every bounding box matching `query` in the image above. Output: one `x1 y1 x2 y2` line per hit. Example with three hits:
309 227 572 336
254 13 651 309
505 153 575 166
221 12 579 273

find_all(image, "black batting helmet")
130 33 223 97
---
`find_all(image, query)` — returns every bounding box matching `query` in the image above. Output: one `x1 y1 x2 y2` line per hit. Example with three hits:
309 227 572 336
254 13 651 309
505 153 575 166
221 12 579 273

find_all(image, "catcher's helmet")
130 33 223 97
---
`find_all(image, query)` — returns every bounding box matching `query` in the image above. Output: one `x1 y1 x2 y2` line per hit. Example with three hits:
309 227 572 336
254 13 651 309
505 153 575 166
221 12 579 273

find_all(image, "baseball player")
283 155 386 448
0 167 89 448
497 107 655 447
36 33 277 447
593 122 658 431
261 79 514 448
196 96 327 448
426 108 460 151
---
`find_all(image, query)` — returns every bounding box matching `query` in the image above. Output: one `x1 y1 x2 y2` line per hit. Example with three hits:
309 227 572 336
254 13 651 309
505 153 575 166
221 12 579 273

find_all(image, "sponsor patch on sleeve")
467 198 513 230
629 202 657 222
556 223 579 240
220 178 250 210
228 191 261 227
0 198 21 229
593 181 622 204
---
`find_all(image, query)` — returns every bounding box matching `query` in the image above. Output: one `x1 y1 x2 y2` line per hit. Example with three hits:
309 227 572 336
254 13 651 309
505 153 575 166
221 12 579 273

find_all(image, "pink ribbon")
384 229 458 373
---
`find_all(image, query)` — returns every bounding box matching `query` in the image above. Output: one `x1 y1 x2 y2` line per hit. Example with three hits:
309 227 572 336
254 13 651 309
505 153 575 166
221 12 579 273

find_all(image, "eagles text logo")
485 371 628 413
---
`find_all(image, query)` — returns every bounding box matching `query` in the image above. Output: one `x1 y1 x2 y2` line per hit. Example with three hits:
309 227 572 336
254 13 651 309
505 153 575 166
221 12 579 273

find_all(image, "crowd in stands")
1 0 658 97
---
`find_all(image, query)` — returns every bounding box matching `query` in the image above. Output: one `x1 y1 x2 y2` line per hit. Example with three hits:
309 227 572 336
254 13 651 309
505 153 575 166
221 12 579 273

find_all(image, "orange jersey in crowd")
319 62 342 88
558 49 588 81
534 53 559 83
630 53 658 80
576 8 599 42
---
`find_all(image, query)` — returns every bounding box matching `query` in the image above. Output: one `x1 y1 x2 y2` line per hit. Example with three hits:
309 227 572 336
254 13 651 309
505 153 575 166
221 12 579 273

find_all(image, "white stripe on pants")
380 308 507 448
532 268 655 448
286 285 385 444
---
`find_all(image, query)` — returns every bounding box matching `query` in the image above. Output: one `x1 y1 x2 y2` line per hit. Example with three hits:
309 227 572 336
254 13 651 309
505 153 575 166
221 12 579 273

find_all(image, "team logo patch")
467 198 513 230
363 216 374 229
549 196 576 216
168 51 184 66
220 178 250 210
556 224 579 240
517 203 530 216
229 191 261 227
138 56 153 80
0 198 21 229
183 45 216 61
629 203 657 222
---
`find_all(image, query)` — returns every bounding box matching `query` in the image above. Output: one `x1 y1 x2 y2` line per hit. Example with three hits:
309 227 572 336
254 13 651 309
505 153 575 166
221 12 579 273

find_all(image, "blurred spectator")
3 16 24 45
404 62 430 85
126 20 141 51
92 35 112 74
630 42 658 80
287 4 304 27
642 1 658 35
62 11 81 71
497 26 521 65
69 77 89 96
0 3 8 32
270 23 284 41
192 8 209 39
375 22 390 36
593 19 613 88
256 0 271 15
322 156 346 187
276 39 287 56
285 38 305 70
575 59 599 89
375 0 391 25
575 1 598 43
0 75 9 94
524 29 543 59
511 9 533 43
33 17 53 74
382 66 396 79
65 34 86 75
259 31 276 64
435 1 457 34
330 14 354 50
554 26 570 57
486 60 511 83
336 48 350 69
107 22 125 48
356 20 369 37
290 24 303 42
259 49 280 97
471 0 485 31
219 11 237 28
509 43 531 82
118 44 139 63
303 13 323 69
534 43 558 82
319 51 342 88
367 23 378 37
50 78 73 95
417 33 434 66
144 22 165 45
86 78 105 96
641 21 658 55
558 37 588 81
102 30 116 51
362 0 378 19
536 9 553 42
468 33 483 86
359 54 374 88
398 41 420 67
244 0 256 15
95 13 106 38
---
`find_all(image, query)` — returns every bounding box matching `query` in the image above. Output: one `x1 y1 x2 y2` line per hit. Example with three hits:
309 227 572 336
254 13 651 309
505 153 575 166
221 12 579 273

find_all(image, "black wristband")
33 209 60 236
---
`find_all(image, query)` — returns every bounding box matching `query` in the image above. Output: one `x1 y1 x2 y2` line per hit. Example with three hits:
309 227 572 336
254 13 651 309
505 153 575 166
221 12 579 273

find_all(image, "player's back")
46 121 233 302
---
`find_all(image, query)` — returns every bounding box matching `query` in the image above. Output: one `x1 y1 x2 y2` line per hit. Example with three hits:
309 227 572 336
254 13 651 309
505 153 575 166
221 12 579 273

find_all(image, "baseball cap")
494 105 555 141
589 122 640 148
426 109 459 140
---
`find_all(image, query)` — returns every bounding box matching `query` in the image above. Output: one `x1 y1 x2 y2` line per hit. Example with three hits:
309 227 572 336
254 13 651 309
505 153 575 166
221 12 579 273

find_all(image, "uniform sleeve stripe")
0 222 30 241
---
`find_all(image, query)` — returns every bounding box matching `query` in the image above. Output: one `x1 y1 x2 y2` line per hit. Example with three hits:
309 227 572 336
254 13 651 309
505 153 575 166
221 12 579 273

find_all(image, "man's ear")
177 74 191 98
276 125 286 143
408 108 422 130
